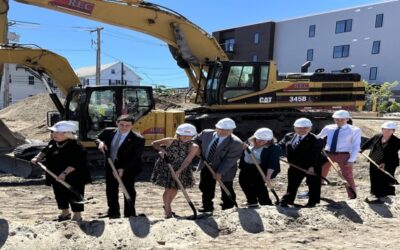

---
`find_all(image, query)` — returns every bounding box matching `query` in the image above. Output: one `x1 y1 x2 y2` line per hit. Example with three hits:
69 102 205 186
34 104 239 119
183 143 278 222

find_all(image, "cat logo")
259 97 272 103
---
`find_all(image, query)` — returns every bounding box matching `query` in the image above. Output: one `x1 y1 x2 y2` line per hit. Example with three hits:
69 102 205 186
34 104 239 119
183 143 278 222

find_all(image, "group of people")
31 109 400 221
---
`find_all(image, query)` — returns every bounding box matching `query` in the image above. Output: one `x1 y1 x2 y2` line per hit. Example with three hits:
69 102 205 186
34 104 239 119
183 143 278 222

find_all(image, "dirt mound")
0 94 57 142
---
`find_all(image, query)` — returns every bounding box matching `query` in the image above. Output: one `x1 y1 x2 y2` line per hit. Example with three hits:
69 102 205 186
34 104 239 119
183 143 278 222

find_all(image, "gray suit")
194 129 243 210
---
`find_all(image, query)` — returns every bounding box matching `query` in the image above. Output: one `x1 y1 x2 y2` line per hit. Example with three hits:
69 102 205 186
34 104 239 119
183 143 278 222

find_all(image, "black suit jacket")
96 128 145 176
279 132 323 169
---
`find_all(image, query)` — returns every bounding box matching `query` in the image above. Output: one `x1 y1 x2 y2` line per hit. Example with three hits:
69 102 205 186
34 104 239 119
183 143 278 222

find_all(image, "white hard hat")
176 123 197 136
48 121 78 133
332 110 351 119
293 118 312 128
215 118 236 130
254 128 273 141
381 121 397 130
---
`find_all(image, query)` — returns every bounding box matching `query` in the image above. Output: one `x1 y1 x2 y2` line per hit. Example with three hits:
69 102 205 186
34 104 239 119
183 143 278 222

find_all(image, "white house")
0 64 53 108
75 62 142 86
274 0 400 87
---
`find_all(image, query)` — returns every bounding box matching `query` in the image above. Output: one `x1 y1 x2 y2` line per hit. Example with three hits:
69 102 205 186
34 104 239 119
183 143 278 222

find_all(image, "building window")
306 49 314 61
369 67 377 80
111 69 116 74
333 45 350 58
375 14 384 28
309 25 316 37
254 32 260 44
252 55 258 62
224 38 235 53
335 19 352 33
28 76 34 85
372 41 381 54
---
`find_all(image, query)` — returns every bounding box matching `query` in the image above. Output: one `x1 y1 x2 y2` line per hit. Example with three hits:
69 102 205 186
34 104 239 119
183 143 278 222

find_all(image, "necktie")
111 132 122 161
330 127 341 153
292 135 302 149
206 137 219 162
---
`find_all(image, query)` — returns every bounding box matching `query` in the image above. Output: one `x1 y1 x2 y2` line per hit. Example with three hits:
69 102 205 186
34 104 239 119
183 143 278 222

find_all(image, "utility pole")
121 62 124 85
90 27 103 86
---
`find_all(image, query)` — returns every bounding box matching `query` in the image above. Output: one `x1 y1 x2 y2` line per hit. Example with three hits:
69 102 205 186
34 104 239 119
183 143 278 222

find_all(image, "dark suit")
279 132 324 205
361 134 400 197
194 129 243 210
97 128 145 217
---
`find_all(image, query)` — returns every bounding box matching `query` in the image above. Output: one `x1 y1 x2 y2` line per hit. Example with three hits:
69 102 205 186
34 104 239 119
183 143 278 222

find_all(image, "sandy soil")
2 95 400 249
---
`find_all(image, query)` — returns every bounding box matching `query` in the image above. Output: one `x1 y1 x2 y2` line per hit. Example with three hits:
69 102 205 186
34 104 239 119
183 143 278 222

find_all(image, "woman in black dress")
361 121 400 201
31 121 90 221
151 123 199 218
239 128 281 207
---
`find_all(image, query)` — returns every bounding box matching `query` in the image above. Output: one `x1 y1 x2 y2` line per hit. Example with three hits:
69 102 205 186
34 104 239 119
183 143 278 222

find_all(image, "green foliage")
365 81 399 112
389 102 400 112
153 84 175 96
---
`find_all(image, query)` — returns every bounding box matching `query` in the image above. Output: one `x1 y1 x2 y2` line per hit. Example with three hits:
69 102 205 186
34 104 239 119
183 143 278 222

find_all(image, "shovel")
321 150 357 198
244 146 280 204
106 157 136 215
37 162 88 204
360 152 399 185
279 158 331 184
163 158 197 219
199 155 238 208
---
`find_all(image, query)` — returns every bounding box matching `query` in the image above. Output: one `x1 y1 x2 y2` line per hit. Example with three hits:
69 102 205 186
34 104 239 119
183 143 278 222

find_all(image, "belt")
326 151 350 155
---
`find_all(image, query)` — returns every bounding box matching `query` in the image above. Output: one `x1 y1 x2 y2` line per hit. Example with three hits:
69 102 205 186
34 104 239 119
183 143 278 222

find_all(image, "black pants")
53 182 85 212
106 168 136 217
239 165 272 205
199 167 236 210
281 166 321 205
370 164 396 198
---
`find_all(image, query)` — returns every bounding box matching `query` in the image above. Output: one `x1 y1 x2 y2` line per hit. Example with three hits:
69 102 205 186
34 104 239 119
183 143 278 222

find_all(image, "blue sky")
7 0 385 88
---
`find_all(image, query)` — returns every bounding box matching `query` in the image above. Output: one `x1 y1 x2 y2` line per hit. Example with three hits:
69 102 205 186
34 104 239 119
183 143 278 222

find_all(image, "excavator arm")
0 0 9 89
0 45 80 94
11 0 228 100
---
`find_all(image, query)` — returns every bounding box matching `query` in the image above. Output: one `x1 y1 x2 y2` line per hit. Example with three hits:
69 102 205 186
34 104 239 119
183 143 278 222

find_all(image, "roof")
75 62 134 78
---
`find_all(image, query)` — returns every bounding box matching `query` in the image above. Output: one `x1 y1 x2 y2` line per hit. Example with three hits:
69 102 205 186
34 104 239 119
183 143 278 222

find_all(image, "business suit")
97 128 145 217
361 133 400 198
279 132 324 206
194 129 243 210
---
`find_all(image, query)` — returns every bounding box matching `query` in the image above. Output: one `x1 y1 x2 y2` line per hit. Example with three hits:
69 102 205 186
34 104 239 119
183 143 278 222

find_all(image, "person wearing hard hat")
31 121 91 222
194 118 243 212
239 128 281 207
317 110 361 199
151 123 199 218
361 121 400 202
96 115 145 218
279 118 324 207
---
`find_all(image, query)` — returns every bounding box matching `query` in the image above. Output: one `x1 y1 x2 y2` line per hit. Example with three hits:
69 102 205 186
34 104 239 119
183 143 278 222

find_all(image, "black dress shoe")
99 213 120 219
198 208 214 213
279 201 290 207
304 202 317 208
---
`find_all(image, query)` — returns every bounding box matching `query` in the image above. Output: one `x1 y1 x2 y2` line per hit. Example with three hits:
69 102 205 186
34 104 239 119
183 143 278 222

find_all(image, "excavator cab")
63 85 155 141
205 61 269 105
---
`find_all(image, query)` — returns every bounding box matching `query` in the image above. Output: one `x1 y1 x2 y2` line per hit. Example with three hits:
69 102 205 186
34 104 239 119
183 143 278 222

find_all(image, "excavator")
0 0 365 176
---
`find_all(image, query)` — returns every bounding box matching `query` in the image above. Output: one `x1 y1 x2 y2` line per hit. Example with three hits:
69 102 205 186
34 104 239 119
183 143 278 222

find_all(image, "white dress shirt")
317 124 361 162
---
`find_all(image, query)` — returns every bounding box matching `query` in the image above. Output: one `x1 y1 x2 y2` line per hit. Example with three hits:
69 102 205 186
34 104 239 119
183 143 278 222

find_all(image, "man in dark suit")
194 118 243 212
96 115 145 218
279 118 324 207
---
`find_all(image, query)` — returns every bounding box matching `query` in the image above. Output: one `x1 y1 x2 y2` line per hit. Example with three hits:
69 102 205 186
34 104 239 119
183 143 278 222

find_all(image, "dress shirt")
317 124 361 162
111 130 129 148
206 132 227 156
244 145 264 164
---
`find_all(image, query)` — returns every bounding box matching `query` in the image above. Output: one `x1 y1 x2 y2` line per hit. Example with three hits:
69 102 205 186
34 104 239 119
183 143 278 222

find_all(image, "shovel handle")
360 152 399 184
244 146 280 204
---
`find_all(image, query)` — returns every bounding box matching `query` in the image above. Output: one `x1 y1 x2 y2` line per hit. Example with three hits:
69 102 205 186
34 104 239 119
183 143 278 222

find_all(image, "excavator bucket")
0 119 42 178
0 119 25 152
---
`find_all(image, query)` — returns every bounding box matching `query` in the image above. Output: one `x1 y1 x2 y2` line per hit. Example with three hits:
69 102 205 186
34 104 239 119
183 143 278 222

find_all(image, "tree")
365 81 399 112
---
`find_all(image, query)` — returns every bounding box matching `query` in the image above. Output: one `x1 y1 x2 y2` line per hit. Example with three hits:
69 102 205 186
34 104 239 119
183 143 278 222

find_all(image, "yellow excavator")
0 0 365 176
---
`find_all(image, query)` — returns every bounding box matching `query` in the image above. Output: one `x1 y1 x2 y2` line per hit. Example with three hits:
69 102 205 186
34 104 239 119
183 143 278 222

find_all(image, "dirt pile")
0 94 57 142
